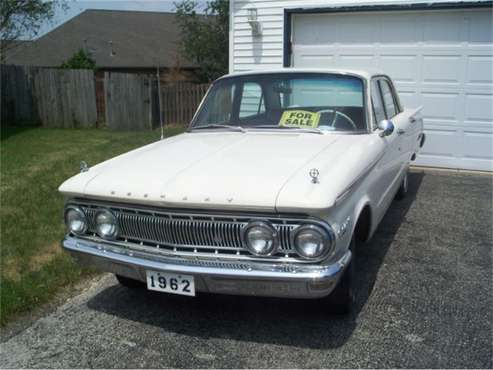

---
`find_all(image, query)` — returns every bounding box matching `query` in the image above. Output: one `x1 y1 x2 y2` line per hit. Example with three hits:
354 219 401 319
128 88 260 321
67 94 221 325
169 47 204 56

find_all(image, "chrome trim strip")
75 234 313 264
335 151 384 205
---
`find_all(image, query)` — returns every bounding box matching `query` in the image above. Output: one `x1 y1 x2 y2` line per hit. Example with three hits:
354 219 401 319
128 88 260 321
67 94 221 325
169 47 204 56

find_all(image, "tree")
0 0 66 59
60 49 96 70
174 0 228 83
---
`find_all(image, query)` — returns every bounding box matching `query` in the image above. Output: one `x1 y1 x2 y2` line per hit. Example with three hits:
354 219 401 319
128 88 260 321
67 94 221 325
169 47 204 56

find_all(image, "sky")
35 0 206 39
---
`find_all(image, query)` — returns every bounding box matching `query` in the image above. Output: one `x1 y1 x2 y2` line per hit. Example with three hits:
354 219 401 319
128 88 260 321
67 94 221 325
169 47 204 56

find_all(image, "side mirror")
378 120 394 137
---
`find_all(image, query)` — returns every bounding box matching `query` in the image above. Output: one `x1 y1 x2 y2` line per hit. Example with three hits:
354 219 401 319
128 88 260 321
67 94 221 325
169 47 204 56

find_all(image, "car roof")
220 67 385 81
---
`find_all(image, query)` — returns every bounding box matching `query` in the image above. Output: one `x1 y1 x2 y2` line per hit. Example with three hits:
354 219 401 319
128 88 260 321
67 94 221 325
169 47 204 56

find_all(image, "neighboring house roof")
3 9 195 69
1 40 32 52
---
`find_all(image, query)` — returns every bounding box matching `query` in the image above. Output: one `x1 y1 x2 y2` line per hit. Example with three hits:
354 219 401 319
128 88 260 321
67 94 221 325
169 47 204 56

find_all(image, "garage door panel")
291 43 338 67
396 91 420 109
337 16 378 44
422 93 461 121
423 55 463 84
420 128 461 157
467 56 493 85
292 14 338 44
380 16 419 44
465 94 493 121
468 12 493 43
380 55 418 83
423 13 464 45
463 123 493 172
463 131 493 159
292 9 493 171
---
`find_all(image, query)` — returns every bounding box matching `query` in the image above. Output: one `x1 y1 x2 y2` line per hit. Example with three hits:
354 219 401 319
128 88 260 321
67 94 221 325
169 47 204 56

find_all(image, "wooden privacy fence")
161 82 209 125
2 64 210 129
1 64 97 128
104 72 159 130
33 68 97 128
1 65 39 125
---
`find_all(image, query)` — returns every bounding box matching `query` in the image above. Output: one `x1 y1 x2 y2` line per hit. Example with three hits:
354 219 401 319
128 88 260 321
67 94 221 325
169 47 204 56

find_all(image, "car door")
371 77 405 216
379 77 412 168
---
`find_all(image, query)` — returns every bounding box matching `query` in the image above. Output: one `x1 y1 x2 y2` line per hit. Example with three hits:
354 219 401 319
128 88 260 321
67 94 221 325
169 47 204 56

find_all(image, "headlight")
95 209 118 239
65 206 87 235
293 224 335 259
243 221 279 256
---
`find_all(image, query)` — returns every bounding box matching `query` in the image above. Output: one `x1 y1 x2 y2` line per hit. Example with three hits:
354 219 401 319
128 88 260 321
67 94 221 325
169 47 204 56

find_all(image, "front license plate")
146 270 195 296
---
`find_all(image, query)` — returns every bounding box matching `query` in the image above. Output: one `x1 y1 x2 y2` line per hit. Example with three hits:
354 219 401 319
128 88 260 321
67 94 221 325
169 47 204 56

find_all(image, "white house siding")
230 0 493 171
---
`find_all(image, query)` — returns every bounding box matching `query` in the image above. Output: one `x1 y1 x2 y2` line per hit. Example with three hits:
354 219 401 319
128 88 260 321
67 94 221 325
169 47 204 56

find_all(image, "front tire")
325 237 356 314
115 274 145 289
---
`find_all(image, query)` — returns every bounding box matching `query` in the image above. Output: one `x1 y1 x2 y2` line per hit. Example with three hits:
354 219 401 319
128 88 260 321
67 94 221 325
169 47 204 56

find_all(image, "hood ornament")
80 161 89 173
309 168 319 184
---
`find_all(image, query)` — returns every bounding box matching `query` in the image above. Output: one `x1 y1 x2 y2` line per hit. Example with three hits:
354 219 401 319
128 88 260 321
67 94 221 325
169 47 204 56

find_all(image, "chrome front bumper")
62 236 351 299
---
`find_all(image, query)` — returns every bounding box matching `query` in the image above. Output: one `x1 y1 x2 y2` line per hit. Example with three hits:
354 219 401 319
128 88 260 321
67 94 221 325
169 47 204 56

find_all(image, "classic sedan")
60 68 425 313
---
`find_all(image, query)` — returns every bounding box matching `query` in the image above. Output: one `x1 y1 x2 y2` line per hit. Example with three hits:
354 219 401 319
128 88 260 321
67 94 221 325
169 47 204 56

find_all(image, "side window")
379 79 397 118
371 79 386 126
239 82 265 118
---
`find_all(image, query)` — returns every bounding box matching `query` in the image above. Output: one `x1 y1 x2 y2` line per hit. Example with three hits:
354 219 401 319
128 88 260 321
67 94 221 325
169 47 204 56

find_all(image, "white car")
60 68 425 313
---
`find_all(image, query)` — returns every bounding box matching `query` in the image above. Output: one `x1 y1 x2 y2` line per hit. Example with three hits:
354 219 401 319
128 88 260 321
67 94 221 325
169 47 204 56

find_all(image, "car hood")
59 131 380 212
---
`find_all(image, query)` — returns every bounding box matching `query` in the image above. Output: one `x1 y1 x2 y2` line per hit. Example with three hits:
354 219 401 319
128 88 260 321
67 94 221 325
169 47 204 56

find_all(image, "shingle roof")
3 9 196 69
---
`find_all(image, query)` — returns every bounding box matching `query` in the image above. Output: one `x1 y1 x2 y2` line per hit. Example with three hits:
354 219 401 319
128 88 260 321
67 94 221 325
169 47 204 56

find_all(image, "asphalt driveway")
1 171 492 368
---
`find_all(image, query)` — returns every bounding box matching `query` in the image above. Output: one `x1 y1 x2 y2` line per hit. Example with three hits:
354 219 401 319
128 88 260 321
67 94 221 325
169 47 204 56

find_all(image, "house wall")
229 0 487 73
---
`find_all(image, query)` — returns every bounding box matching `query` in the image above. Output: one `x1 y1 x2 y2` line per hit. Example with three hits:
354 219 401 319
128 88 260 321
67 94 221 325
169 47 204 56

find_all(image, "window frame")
370 78 386 128
378 79 397 118
370 75 402 130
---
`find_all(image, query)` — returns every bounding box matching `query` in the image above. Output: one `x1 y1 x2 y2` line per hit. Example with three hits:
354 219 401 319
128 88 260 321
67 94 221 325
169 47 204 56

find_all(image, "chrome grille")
117 213 250 251
75 200 326 262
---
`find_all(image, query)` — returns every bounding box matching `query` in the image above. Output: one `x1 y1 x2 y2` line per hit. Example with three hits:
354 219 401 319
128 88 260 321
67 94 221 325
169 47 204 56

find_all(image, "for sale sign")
279 110 321 128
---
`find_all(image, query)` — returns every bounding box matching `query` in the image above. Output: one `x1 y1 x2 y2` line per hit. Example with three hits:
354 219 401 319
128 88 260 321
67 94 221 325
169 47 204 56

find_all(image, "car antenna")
156 64 164 140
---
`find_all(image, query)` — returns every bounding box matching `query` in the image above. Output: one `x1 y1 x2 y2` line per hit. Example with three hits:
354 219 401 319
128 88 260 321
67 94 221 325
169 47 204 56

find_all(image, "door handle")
397 128 406 135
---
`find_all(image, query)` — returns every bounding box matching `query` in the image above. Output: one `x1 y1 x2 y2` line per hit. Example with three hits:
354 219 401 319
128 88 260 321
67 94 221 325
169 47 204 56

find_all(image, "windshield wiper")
189 124 245 133
252 125 324 135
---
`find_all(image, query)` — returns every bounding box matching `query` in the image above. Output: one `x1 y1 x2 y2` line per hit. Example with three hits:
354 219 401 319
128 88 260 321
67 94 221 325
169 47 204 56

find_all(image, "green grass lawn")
0 126 184 326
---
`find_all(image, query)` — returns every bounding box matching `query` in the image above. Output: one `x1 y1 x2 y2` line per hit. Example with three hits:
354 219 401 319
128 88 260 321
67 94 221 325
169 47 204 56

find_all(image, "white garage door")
291 8 493 171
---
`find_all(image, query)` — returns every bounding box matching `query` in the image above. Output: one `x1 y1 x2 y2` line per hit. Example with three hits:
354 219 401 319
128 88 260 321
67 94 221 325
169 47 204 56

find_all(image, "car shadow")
87 172 424 349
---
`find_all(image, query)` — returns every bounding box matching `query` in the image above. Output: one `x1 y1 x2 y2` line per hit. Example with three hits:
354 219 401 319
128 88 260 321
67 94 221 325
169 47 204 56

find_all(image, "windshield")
191 73 367 133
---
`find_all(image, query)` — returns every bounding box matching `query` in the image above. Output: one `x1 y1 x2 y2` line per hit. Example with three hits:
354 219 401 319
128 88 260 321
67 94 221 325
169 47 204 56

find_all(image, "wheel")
395 170 409 200
115 274 146 289
324 236 356 314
